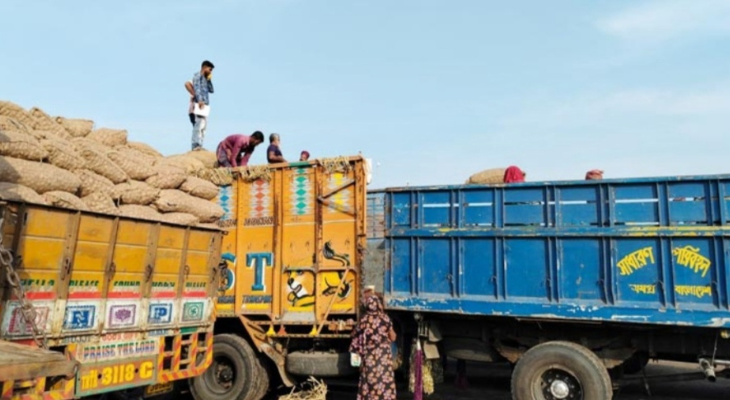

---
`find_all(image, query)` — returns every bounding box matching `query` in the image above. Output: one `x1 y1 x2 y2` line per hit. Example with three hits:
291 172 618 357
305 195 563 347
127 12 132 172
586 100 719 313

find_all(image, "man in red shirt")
216 131 264 168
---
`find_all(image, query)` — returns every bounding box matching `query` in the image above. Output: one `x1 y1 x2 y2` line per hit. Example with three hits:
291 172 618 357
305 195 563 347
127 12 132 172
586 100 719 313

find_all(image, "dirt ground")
308 360 730 400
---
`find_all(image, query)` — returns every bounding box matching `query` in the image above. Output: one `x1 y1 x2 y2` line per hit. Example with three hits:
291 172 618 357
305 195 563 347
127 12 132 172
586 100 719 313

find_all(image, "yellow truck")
0 200 222 399
190 156 369 400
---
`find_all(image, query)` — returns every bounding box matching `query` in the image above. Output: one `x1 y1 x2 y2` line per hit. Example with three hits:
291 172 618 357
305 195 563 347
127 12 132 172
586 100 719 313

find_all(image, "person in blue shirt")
190 60 215 150
267 133 286 164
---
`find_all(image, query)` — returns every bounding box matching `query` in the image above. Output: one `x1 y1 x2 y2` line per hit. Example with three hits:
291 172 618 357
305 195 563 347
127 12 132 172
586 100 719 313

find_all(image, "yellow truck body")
195 157 367 398
0 201 222 399
216 157 366 329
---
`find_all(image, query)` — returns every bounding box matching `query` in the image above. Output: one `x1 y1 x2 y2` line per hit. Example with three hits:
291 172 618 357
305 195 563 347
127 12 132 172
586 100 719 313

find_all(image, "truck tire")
511 341 612 400
247 355 270 400
190 334 262 400
285 351 356 377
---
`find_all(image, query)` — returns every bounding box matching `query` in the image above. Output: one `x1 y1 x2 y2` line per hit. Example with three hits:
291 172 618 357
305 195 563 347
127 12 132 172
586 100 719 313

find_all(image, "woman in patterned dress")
350 293 397 400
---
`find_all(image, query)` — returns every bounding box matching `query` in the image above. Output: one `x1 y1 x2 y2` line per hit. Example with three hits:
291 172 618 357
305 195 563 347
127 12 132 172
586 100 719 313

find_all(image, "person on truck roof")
503 166 526 183
300 150 310 161
216 131 264 168
191 60 215 151
350 295 397 400
585 169 604 180
267 133 286 164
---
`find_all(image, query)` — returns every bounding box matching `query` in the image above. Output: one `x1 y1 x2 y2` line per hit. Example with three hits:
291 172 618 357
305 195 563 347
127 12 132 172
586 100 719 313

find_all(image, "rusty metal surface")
0 339 78 381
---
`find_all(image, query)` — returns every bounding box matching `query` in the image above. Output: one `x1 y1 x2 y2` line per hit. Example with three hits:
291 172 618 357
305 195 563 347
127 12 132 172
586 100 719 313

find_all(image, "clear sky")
2 1 729 188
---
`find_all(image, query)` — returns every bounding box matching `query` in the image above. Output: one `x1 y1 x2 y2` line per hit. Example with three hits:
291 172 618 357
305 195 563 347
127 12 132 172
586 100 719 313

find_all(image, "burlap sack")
128 141 163 158
28 107 70 139
180 176 219 200
27 130 50 140
74 169 115 198
55 117 94 138
185 150 217 168
88 128 128 147
72 137 111 154
0 156 81 194
113 145 158 165
113 180 160 205
160 212 200 226
43 191 88 211
155 189 224 223
156 155 205 174
107 151 156 180
0 182 47 204
0 101 37 129
42 137 85 170
466 168 507 185
0 116 31 133
82 192 119 215
80 147 129 184
146 165 187 189
0 130 48 161
119 204 162 221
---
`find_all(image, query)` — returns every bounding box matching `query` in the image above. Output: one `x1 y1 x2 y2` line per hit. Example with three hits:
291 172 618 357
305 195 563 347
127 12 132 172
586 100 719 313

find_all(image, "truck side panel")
0 202 221 399
380 176 730 328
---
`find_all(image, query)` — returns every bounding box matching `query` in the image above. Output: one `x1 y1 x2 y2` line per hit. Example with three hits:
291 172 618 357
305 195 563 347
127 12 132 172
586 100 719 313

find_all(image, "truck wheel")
511 341 612 400
286 351 356 377
247 355 270 400
622 352 649 375
190 334 261 400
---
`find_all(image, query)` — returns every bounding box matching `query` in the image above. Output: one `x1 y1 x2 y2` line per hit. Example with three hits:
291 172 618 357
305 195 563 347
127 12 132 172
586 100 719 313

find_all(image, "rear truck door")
216 157 366 333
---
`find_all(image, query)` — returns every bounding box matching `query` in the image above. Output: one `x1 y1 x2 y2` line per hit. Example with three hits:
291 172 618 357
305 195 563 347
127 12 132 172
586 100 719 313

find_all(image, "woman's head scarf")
503 166 526 183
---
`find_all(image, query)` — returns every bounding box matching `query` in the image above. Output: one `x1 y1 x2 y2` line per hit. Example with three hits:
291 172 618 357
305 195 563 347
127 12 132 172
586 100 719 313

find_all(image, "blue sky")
2 1 729 188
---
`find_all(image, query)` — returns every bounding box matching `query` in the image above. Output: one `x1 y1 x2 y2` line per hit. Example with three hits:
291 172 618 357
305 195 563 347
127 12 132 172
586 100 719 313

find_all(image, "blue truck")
365 174 730 400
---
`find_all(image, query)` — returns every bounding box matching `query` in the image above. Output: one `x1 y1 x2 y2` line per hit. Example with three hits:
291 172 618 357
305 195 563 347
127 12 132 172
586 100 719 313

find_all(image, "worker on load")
503 166 526 183
585 169 604 180
191 60 215 151
300 151 310 162
267 133 286 164
216 131 264 168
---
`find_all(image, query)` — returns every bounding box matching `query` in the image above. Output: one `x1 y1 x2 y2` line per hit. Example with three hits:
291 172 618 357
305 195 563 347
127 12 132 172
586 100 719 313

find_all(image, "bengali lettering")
617 247 655 276
675 285 712 299
672 246 711 278
629 284 656 295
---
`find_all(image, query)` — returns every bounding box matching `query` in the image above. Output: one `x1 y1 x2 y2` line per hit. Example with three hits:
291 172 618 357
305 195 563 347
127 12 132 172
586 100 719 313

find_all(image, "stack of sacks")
465 168 507 185
0 100 224 226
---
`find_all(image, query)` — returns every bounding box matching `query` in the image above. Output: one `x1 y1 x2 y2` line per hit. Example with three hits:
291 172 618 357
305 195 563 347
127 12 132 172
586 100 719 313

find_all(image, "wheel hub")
549 380 570 399
215 360 235 386
541 368 582 400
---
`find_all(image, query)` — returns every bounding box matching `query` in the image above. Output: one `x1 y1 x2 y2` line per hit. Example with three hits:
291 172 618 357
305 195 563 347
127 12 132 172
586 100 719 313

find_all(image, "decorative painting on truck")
218 157 366 329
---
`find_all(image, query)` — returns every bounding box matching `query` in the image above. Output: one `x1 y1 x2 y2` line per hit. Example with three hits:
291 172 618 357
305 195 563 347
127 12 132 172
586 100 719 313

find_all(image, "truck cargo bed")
370 175 730 329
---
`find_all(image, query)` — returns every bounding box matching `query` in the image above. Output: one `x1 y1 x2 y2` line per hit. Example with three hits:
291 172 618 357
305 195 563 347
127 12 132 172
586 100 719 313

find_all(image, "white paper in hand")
193 103 210 117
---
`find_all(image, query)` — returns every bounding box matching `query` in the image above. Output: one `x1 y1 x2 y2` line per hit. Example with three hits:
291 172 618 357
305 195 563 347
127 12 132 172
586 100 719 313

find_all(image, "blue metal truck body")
370 175 730 329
